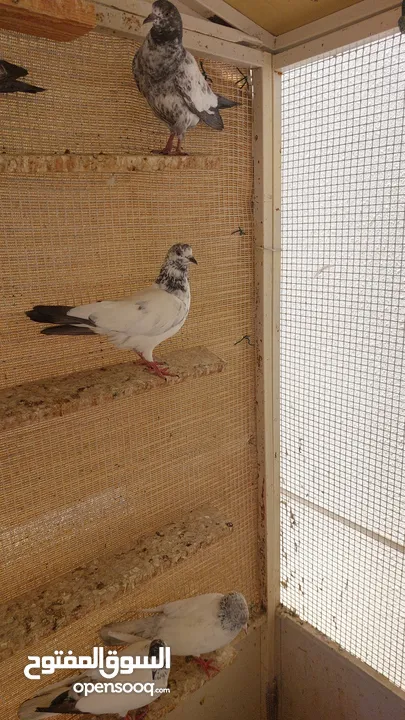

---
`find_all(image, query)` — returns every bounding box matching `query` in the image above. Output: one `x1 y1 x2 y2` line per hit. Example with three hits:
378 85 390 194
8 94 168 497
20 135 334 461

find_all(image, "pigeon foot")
134 709 148 720
190 655 220 678
151 148 174 155
137 354 179 379
151 135 188 156
150 148 188 156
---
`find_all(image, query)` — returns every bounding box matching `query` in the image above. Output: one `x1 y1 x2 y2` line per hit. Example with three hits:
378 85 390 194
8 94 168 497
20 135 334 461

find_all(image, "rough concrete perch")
0 154 221 174
0 506 234 662
0 346 226 431
0 0 96 41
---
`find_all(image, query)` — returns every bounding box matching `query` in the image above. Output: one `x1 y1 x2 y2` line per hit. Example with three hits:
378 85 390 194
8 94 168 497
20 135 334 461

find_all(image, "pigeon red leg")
137 353 179 379
151 133 175 155
191 656 220 678
173 137 188 156
124 711 147 720
134 709 148 720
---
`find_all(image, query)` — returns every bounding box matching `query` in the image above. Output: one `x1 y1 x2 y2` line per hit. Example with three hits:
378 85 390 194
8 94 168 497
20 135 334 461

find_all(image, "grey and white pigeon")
18 638 169 720
133 0 238 155
0 59 45 94
26 243 197 378
100 592 249 677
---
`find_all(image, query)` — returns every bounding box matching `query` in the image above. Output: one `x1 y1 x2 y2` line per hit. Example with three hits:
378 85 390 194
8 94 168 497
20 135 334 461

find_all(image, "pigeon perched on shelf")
0 59 45 94
18 638 169 720
133 0 238 155
25 243 197 379
100 592 249 677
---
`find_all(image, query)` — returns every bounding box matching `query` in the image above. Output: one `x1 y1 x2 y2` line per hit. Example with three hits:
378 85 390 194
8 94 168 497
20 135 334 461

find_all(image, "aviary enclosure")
0 1 404 719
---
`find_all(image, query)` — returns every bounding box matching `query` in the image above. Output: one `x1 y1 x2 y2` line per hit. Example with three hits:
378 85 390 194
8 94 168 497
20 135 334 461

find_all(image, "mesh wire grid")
0 28 259 718
280 33 405 688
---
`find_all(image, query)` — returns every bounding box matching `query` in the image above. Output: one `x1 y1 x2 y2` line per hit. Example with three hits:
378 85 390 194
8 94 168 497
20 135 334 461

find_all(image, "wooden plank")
95 3 266 66
96 0 264 46
221 0 367 36
274 0 401 50
179 0 276 48
0 0 96 41
274 8 399 69
252 55 281 719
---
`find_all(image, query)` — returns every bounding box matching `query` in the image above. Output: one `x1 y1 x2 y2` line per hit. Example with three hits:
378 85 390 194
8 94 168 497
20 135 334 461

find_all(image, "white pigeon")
18 638 169 720
26 243 197 378
100 592 249 676
133 0 238 155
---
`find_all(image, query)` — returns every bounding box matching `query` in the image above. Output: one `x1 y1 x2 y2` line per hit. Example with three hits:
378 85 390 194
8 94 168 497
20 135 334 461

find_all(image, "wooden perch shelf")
0 0 96 41
0 506 234 662
0 346 226 432
0 154 221 174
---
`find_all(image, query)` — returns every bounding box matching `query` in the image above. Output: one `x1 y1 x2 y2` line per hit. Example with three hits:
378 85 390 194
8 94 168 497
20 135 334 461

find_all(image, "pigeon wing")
142 593 223 618
174 53 224 130
76 287 186 337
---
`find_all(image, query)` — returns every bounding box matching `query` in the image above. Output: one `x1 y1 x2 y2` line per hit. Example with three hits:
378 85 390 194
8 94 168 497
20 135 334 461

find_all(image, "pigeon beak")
143 12 154 24
189 256 197 265
243 624 248 635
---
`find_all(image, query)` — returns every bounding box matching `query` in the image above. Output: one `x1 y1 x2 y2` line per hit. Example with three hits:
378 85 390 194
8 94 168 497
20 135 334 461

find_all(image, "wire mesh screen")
0 29 258 717
280 34 405 689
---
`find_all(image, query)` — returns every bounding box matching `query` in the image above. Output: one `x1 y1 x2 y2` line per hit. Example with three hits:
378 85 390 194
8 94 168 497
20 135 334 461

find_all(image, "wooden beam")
95 0 264 46
170 0 206 18
274 0 401 51
174 0 212 17
252 55 281 718
95 3 267 66
170 0 276 48
0 0 96 41
274 8 399 69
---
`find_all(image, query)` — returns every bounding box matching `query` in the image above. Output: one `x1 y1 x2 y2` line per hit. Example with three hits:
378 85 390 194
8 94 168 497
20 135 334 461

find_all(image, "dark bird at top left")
0 59 46 94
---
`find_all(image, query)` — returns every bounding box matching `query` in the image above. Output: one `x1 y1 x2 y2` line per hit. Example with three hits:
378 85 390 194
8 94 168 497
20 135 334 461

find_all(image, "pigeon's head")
166 243 197 269
219 592 249 634
144 0 183 43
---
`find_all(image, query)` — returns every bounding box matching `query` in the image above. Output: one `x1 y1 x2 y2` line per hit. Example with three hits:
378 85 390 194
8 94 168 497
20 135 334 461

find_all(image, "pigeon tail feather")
0 59 28 78
216 94 239 109
0 80 46 93
198 109 224 131
26 306 96 327
40 325 95 336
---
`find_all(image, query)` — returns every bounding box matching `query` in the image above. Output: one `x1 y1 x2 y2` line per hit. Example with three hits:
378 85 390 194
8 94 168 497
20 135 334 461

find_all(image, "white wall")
280 613 405 720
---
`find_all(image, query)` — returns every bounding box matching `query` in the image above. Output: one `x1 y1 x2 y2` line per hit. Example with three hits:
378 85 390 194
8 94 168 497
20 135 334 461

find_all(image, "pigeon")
133 0 238 155
0 59 45 94
100 592 249 677
25 243 197 378
18 638 169 720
